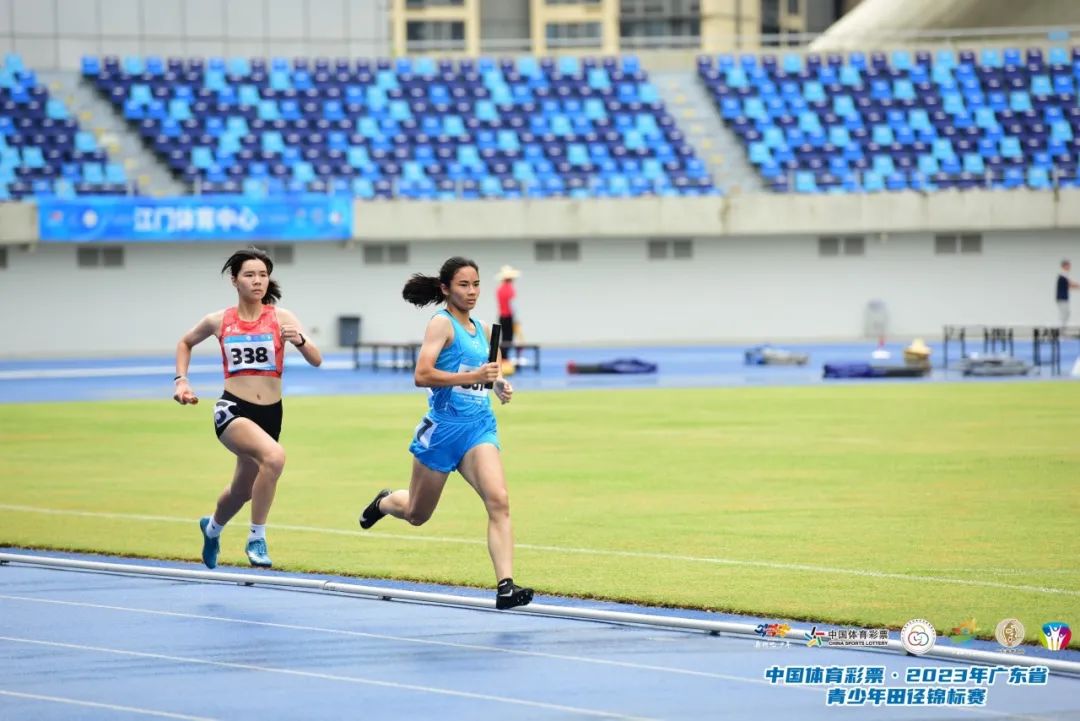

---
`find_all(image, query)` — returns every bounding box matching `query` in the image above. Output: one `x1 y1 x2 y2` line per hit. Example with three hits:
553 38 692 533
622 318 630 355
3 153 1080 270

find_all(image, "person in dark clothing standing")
1057 259 1079 328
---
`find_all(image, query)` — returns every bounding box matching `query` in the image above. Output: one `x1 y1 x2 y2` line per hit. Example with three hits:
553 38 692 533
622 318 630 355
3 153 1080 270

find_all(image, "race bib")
454 362 487 398
224 333 277 373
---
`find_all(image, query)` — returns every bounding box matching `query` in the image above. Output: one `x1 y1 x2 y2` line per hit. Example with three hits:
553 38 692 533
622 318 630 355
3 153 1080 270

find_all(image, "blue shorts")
408 412 499 473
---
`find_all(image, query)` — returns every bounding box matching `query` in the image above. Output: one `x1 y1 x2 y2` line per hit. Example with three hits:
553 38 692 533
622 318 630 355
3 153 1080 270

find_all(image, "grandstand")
0 0 1077 201
7 39 1080 199
701 45 1080 192
83 53 715 199
0 54 128 200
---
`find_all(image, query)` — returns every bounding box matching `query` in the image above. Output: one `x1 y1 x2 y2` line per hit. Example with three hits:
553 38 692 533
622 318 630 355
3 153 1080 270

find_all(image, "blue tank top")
426 309 492 421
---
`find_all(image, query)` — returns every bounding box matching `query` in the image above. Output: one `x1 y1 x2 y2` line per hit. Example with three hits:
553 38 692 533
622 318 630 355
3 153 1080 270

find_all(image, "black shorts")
499 314 515 345
213 390 283 442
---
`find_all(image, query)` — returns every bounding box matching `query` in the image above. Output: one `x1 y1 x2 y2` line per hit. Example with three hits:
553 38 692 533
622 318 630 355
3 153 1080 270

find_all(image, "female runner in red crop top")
173 248 322 569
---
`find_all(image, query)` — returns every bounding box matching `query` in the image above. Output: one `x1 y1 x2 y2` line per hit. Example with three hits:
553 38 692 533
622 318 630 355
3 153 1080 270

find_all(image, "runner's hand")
173 380 198 405
474 363 500 384
281 324 303 345
493 378 513 404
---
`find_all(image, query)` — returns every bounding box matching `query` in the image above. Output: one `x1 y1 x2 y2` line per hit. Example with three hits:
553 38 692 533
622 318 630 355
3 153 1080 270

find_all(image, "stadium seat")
0 55 127 198
699 44 1078 194
85 53 717 199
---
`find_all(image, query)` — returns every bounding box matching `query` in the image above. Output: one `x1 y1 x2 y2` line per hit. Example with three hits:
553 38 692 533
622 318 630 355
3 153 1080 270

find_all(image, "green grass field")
1 382 1077 647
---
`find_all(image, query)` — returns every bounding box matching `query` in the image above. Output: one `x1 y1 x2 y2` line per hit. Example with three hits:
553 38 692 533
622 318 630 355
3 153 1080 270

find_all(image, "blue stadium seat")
699 43 1073 194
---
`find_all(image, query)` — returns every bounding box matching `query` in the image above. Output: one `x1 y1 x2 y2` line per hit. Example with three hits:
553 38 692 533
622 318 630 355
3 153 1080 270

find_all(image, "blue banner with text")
38 196 352 242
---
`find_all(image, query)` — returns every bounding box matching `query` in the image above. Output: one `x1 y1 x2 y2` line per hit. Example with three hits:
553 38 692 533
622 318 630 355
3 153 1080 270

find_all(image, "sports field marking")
0 364 221 380
0 636 655 720
2 503 1077 598
0 593 791 687
0 358 353 381
0 690 217 720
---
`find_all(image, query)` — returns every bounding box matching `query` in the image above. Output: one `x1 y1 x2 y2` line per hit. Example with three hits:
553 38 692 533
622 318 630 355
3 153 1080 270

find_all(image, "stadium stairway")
41 70 186 196
652 70 764 194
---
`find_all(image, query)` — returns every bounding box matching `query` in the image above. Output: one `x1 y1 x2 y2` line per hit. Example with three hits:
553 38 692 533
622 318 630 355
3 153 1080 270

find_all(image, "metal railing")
776 166 1080 195
4 551 1079 676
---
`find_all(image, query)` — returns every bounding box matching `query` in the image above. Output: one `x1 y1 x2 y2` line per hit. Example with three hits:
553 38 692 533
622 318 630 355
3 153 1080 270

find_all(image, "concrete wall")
2 228 1075 357
351 189 1080 240
0 0 392 70
0 201 36 243
4 189 1077 356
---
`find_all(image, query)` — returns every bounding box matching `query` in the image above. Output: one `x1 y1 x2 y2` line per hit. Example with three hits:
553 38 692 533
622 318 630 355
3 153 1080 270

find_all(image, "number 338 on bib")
224 334 277 372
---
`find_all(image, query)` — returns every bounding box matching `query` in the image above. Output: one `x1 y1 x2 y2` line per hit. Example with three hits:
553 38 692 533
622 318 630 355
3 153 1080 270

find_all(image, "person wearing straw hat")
495 264 520 359
903 338 932 370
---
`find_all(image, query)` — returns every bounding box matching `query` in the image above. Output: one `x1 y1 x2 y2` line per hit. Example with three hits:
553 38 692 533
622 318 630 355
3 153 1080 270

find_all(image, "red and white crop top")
219 305 285 379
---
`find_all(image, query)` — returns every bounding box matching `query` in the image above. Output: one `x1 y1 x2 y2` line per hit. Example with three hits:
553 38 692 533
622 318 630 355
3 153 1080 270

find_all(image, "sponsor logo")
900 619 936 656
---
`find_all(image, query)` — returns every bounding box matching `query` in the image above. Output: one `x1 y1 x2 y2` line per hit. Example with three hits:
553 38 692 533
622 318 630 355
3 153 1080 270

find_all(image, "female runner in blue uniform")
357 256 533 610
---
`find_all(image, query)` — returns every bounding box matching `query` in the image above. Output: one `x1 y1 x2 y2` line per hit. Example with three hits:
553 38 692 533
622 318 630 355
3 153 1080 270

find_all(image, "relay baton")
485 323 502 389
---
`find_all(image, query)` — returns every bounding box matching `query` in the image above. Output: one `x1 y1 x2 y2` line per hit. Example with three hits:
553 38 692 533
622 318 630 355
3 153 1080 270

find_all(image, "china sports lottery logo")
900 618 936 656
1041 622 1072 651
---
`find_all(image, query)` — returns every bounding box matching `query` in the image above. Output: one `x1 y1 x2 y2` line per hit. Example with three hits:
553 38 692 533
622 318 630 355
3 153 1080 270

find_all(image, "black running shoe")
495 580 534 610
359 488 391 529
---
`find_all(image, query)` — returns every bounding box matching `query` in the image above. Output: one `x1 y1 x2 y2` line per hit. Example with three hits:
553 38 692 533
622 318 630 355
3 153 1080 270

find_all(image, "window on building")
265 245 295 265
843 236 864 256
818 236 840 256
818 236 864 257
934 235 956 254
363 245 384 264
77 246 125 268
363 243 409 265
935 233 982 255
648 239 693 260
535 242 555 262
102 247 124 267
406 0 464 7
536 240 580 262
761 0 780 35
620 0 700 42
545 22 602 48
406 21 465 51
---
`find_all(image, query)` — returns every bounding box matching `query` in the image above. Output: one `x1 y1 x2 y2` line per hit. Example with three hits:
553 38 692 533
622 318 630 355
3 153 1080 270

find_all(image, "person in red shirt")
494 265 520 357
173 248 322 569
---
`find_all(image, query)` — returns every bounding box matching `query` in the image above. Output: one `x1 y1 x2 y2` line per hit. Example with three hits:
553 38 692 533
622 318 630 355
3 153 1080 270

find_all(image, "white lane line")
2 503 1077 597
0 593 780 687
0 359 354 381
0 636 654 720
0 689 217 720
0 624 1037 720
0 363 220 380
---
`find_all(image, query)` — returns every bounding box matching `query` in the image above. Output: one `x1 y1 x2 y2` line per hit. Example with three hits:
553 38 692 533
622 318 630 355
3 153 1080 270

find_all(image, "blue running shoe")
245 537 272 568
199 516 219 569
